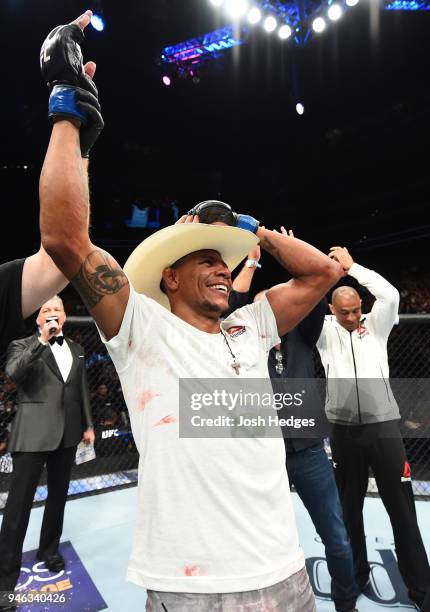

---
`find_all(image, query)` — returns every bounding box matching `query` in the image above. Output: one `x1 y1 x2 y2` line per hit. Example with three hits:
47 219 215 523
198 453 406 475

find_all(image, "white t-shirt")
99 287 304 593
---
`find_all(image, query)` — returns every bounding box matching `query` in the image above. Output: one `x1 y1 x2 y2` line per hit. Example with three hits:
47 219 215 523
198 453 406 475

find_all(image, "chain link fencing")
386 315 430 496
312 314 430 497
0 315 429 508
0 317 138 510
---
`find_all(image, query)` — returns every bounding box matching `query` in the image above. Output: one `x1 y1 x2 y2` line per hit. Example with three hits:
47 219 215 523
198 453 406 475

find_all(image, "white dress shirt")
49 333 73 382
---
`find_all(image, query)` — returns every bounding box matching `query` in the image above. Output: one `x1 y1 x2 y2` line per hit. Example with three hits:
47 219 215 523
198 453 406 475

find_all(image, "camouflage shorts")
145 566 316 612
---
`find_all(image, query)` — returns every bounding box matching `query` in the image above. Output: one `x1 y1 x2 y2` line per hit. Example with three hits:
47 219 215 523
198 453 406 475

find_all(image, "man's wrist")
245 259 261 269
256 226 266 239
346 262 359 276
38 337 48 346
52 118 81 133
52 116 82 128
256 226 279 252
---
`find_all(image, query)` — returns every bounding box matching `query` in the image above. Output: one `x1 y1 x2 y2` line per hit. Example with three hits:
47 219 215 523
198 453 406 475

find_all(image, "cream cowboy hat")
123 223 259 310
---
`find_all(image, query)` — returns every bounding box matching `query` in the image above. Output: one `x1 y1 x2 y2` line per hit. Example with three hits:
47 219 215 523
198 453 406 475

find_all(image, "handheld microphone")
46 316 59 335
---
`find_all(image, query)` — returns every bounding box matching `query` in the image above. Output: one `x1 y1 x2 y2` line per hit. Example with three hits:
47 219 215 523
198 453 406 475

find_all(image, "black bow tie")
49 336 64 346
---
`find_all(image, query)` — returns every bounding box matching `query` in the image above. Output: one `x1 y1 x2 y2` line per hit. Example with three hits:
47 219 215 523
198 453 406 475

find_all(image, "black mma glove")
188 200 260 234
40 23 104 158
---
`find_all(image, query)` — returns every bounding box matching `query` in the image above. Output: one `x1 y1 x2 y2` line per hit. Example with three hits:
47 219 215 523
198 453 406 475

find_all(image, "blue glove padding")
48 85 88 124
48 85 104 157
236 214 259 234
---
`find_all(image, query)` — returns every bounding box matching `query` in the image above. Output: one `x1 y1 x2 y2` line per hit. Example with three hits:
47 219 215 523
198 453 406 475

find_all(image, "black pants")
331 421 430 607
422 587 430 612
0 444 76 592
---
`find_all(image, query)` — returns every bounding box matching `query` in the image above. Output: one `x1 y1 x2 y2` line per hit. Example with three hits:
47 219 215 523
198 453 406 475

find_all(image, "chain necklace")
220 331 241 375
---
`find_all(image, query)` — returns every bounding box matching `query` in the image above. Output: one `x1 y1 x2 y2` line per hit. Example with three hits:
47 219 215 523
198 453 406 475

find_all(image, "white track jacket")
317 263 400 425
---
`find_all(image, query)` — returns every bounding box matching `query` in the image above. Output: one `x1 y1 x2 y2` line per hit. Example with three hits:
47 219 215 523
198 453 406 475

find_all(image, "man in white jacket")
316 246 430 611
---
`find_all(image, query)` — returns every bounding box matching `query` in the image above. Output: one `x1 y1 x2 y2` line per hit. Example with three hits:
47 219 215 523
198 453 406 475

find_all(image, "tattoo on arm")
71 250 128 310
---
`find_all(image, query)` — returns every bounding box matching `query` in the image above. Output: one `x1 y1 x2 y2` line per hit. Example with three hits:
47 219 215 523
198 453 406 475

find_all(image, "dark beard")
201 298 224 316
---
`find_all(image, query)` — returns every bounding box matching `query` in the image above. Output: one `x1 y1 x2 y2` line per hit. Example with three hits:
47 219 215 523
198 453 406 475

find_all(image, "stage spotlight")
312 17 326 32
225 0 248 19
328 4 343 20
90 13 105 32
162 76 171 86
210 0 225 5
247 7 262 24
346 0 359 5
263 15 277 32
278 24 292 39
296 103 305 115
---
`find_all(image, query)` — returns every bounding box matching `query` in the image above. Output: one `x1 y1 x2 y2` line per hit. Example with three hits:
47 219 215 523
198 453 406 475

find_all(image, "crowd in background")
398 272 430 314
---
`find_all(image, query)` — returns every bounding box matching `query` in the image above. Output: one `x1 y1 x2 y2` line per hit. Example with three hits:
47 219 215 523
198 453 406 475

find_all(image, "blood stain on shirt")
154 414 176 426
183 565 207 577
137 390 160 411
137 347 175 378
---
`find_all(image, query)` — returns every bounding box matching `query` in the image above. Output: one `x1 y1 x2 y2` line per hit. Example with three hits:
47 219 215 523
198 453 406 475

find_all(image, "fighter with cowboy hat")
37 10 344 611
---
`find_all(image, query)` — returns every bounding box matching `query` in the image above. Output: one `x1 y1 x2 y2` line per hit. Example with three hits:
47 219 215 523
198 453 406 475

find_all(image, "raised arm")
40 121 129 341
329 246 399 338
22 162 92 318
39 12 129 341
231 245 261 293
258 229 343 336
21 247 68 319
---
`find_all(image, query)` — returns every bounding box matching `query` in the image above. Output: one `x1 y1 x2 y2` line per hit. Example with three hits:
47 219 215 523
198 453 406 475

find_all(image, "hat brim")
123 224 259 309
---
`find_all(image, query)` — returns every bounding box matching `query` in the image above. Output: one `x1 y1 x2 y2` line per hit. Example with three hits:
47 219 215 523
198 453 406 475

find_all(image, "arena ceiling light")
225 0 249 18
197 0 429 56
278 24 292 39
328 3 343 20
247 6 262 23
296 102 305 115
263 15 278 32
312 16 326 32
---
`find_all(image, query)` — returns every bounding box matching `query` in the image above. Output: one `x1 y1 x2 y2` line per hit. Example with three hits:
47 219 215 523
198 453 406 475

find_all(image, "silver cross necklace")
220 331 241 375
275 349 285 375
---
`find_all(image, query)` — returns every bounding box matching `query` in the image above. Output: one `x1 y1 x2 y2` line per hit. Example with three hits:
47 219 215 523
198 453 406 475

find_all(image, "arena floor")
1 488 428 611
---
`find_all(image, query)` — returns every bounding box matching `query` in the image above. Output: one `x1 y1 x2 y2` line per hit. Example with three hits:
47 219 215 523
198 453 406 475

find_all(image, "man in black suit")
0 295 93 607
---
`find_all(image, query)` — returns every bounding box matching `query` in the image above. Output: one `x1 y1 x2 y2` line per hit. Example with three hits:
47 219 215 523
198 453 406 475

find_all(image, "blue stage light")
90 13 105 32
384 0 430 8
161 26 246 65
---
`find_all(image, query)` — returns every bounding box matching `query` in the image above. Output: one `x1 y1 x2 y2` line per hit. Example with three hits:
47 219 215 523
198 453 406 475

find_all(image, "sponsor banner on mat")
11 541 107 611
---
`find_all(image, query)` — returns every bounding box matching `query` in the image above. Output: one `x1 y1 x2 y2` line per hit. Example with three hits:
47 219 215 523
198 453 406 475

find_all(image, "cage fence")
0 315 429 509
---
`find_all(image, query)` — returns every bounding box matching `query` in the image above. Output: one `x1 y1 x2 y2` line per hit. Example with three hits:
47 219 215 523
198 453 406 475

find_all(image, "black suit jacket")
5 334 92 452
